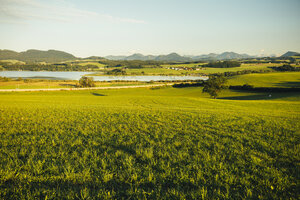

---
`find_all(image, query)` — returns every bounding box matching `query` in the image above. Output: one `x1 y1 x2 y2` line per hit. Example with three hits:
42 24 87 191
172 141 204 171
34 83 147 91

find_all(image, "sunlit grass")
227 71 300 87
0 85 299 199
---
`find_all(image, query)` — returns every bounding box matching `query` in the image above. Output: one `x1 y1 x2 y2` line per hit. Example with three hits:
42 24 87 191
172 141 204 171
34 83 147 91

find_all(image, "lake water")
0 71 207 81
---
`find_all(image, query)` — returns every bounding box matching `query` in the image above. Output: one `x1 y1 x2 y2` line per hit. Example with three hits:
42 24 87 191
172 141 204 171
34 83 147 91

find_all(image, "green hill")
0 50 19 60
0 49 77 63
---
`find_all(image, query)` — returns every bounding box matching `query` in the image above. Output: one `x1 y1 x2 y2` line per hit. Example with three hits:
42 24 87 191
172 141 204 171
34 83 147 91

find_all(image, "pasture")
0 83 299 199
227 71 300 87
77 62 106 69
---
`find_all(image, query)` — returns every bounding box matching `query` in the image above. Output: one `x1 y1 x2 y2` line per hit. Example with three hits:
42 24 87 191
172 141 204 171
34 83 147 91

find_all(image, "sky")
0 0 299 57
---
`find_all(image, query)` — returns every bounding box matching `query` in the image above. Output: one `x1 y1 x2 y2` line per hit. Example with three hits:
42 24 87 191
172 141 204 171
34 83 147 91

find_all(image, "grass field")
0 76 299 199
0 80 153 89
77 62 107 68
89 67 188 76
227 71 300 87
126 67 185 75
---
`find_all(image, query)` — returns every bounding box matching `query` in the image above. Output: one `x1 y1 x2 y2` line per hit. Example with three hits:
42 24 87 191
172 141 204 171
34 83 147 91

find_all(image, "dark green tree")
202 75 227 99
78 76 95 87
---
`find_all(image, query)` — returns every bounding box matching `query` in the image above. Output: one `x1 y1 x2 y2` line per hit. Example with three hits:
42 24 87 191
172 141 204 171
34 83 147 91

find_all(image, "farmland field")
0 81 299 199
161 63 284 74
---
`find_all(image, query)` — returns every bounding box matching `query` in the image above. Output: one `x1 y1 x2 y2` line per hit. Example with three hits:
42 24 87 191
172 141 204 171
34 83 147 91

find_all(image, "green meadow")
0 71 300 199
227 71 300 87
77 62 106 68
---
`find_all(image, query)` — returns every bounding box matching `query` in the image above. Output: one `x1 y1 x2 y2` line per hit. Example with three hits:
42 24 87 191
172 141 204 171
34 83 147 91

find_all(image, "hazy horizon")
1 0 299 57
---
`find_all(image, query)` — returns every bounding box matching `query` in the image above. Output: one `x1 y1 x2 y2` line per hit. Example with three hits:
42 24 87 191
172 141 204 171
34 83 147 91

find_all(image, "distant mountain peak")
280 51 300 57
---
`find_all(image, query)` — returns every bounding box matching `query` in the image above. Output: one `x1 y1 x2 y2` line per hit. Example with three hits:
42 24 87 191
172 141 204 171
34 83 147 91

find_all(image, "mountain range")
105 52 255 61
105 53 192 61
0 49 298 63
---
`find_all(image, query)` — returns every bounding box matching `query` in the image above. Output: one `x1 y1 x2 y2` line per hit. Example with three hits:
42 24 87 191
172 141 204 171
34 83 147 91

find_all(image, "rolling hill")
0 49 76 63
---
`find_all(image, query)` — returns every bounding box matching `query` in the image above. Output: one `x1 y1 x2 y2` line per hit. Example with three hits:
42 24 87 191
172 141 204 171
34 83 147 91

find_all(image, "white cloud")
0 0 146 24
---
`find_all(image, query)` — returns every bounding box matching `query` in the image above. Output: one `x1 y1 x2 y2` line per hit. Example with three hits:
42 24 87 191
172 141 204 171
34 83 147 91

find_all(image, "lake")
0 71 207 81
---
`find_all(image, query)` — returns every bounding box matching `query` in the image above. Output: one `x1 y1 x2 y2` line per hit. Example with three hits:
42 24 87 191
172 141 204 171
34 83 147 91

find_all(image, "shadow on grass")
273 80 300 88
91 92 106 96
219 91 300 100
1 175 201 199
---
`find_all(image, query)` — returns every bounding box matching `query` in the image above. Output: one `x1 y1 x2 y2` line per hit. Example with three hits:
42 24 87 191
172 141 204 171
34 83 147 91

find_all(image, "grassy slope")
227 71 300 87
0 86 299 199
77 62 106 68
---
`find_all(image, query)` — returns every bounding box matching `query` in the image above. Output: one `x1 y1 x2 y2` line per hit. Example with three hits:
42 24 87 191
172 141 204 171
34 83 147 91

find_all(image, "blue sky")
0 0 299 57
